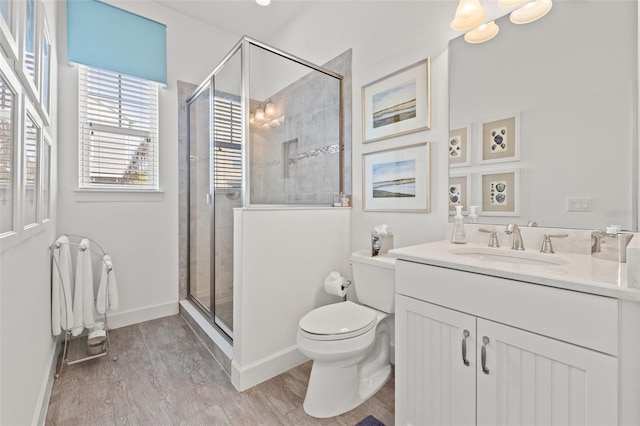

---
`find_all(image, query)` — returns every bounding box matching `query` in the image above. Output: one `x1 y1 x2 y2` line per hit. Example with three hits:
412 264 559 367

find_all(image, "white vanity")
391 237 640 426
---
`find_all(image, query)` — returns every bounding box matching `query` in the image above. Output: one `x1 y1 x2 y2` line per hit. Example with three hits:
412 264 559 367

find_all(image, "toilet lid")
299 301 377 337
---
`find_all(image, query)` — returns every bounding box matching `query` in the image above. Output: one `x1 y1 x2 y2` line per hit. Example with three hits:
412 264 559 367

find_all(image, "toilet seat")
299 301 377 341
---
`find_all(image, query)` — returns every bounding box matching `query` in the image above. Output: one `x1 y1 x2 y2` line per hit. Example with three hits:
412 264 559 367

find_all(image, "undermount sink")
449 247 569 266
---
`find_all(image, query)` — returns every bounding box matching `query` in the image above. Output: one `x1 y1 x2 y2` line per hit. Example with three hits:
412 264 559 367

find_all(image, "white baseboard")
106 301 179 330
231 344 308 392
34 337 61 426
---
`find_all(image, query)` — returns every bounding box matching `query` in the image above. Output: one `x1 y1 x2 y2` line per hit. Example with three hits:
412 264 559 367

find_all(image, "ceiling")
150 0 310 40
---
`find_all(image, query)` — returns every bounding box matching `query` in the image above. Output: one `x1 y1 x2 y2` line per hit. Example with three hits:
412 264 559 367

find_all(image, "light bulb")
249 114 255 124
256 0 270 6
510 0 553 24
451 0 487 31
255 108 265 121
498 0 527 6
265 103 276 116
464 21 500 44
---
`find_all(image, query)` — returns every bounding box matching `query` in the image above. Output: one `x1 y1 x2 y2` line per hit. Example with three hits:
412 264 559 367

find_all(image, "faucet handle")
540 233 568 254
479 227 500 248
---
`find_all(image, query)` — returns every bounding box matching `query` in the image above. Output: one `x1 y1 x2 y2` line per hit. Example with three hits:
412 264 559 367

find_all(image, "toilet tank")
351 249 396 313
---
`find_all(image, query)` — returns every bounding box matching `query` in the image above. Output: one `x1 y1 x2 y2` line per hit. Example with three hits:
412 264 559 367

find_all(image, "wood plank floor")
46 315 395 425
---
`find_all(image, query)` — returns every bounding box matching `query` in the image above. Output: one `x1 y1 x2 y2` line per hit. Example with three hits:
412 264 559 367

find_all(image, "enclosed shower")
185 37 345 340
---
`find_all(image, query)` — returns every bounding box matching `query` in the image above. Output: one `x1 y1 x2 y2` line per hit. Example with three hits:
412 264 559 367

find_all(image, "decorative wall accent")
363 142 430 212
449 174 469 214
480 114 520 164
479 169 519 216
449 125 471 167
362 58 430 143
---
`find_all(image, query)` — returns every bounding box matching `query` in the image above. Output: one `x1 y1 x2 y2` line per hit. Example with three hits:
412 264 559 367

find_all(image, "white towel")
96 254 119 313
72 238 95 335
52 236 74 336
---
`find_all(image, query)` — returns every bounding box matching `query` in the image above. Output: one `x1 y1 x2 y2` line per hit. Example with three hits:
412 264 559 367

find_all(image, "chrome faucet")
505 223 525 250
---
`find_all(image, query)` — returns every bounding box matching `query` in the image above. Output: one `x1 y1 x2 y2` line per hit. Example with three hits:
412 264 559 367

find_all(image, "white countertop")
389 240 640 302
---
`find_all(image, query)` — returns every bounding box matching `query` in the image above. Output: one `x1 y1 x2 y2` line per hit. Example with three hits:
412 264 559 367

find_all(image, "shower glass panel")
188 82 212 314
248 43 342 205
212 49 242 337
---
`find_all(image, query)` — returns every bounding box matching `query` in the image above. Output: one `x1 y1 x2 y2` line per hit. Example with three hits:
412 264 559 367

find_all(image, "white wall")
56 1 241 328
267 1 459 253
232 207 350 391
0 1 59 424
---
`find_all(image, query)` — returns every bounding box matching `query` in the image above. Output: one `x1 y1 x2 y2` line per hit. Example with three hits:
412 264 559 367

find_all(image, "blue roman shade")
67 0 167 85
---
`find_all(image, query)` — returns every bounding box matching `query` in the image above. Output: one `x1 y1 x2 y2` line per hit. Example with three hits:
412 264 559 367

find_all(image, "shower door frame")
185 37 345 340
186 40 243 342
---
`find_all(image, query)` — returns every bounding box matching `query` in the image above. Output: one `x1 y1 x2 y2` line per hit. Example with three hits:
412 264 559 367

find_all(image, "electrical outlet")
566 198 592 211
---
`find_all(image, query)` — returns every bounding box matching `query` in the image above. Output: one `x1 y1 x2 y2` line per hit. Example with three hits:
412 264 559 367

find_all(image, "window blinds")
213 96 242 190
79 65 159 189
67 0 167 85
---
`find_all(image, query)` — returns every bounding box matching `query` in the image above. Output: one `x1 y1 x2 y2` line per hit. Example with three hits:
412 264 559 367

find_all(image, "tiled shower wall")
250 49 352 205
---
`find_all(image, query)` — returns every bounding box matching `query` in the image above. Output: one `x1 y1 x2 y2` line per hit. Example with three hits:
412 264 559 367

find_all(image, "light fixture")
450 0 487 31
464 21 500 44
255 108 265 121
498 0 527 6
510 0 553 24
256 0 271 6
265 102 276 116
249 113 255 124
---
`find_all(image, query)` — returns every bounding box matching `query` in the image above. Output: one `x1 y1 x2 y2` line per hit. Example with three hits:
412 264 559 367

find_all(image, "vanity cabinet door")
476 318 618 426
396 295 476 426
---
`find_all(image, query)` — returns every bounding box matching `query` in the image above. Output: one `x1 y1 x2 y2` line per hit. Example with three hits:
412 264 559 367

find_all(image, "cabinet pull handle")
481 336 490 375
462 329 470 366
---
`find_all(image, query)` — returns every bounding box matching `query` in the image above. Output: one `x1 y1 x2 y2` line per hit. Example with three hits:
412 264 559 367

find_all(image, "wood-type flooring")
45 315 395 425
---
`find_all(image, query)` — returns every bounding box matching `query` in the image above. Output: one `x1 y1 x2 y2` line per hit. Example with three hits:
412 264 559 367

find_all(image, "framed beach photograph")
362 59 431 143
479 114 520 164
449 174 469 214
449 125 471 167
478 169 520 216
363 142 430 212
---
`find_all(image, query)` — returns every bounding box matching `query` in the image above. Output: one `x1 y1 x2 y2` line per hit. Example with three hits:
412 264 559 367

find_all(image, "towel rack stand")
50 235 117 378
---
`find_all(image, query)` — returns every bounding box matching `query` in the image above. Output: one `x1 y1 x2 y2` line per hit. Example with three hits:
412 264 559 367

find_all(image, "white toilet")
297 249 396 418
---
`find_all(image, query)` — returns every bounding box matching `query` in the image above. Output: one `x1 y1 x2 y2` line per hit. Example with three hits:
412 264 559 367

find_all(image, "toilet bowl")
297 250 396 418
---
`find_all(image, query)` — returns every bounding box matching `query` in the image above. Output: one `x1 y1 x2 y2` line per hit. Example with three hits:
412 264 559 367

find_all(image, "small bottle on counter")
451 205 467 244
468 206 478 224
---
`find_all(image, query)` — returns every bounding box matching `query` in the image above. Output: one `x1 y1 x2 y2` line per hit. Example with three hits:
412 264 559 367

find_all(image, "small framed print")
363 142 431 212
362 59 431 143
449 174 469 215
479 114 520 164
479 169 520 216
449 125 471 167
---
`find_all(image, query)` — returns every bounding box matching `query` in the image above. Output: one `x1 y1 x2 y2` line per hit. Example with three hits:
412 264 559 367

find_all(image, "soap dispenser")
451 205 467 244
468 206 478 224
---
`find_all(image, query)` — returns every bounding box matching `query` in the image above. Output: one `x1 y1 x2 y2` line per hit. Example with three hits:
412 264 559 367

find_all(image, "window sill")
74 189 165 202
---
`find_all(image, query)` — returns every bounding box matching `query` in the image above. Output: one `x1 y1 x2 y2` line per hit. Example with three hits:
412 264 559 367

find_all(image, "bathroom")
0 0 638 424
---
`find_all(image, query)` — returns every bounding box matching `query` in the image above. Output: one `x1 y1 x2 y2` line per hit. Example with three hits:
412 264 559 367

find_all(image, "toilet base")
302 359 391 419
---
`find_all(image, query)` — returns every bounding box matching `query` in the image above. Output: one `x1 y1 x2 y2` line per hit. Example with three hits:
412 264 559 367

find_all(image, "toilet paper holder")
341 280 352 291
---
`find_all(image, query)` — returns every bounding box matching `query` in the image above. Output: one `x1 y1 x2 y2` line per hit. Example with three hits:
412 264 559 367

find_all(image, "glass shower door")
188 82 213 315
187 47 241 340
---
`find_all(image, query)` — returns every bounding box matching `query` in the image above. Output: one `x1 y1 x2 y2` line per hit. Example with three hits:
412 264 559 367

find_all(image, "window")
0 72 15 234
23 107 39 227
78 65 159 190
213 95 241 190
